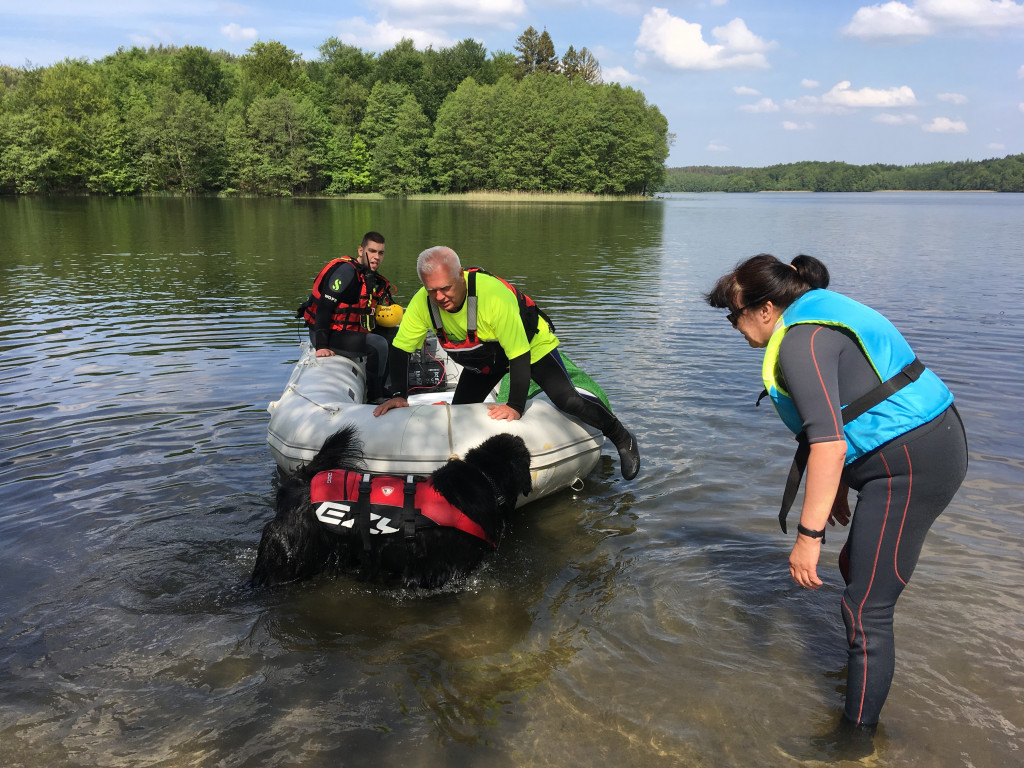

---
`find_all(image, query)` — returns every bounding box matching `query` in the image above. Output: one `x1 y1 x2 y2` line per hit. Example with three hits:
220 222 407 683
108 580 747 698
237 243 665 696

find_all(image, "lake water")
1 193 1021 767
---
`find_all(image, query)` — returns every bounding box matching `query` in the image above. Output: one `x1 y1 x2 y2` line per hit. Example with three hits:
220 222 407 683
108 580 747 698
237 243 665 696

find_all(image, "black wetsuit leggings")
451 350 619 435
839 404 967 725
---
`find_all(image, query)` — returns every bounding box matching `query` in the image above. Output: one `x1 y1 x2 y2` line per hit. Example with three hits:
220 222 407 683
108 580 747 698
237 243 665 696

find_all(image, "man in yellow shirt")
374 246 640 480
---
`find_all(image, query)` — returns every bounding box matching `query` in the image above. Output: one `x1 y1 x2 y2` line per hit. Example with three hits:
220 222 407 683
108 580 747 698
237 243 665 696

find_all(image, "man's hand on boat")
487 404 522 421
373 399 523 420
315 349 334 358
373 396 408 416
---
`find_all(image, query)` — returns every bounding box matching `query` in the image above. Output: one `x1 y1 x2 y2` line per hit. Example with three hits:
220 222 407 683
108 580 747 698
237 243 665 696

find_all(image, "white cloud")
844 0 1024 40
221 22 257 41
376 0 524 9
1019 102 1024 112
989 142 1006 150
822 80 918 107
706 141 730 151
603 66 645 85
336 17 451 50
635 9 775 70
783 95 855 115
782 121 814 130
1018 64 1024 77
938 92 968 104
373 0 526 25
922 116 968 132
733 85 760 95
740 97 779 113
874 112 919 124
918 0 1024 26
844 2 934 37
712 0 729 6
713 17 773 52
801 78 820 88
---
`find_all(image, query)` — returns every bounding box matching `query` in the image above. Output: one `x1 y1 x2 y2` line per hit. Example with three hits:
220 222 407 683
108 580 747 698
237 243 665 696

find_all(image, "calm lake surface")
1 193 1021 768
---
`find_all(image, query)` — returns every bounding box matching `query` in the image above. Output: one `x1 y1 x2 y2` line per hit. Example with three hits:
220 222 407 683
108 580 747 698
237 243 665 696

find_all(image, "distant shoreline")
655 189 1002 195
659 155 1024 193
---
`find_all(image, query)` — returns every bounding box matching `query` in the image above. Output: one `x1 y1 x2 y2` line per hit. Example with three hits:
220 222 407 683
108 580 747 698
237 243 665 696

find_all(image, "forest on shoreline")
661 155 1024 193
0 29 669 197
4 29 1020 199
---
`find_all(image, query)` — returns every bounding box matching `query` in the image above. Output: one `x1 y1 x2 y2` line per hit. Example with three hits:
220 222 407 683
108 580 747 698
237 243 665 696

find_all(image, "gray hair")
416 246 461 280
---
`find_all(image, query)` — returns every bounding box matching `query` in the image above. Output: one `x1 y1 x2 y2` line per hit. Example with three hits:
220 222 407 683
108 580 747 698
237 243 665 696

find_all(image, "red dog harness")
310 470 493 545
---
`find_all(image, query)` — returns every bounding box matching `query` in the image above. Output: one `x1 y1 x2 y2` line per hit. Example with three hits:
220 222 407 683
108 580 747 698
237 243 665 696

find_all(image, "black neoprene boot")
810 715 877 761
606 421 640 480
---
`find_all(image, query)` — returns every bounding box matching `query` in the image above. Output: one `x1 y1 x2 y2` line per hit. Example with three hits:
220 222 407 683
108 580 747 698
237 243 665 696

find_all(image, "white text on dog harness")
314 501 401 534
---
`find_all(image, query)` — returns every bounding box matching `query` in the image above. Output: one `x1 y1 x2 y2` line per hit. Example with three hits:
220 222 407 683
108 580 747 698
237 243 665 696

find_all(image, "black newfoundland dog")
252 426 533 589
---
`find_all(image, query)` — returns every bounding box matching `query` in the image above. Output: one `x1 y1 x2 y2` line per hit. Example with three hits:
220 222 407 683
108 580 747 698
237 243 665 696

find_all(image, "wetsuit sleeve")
779 324 888 445
388 347 410 399
505 352 531 415
313 263 357 349
778 325 847 445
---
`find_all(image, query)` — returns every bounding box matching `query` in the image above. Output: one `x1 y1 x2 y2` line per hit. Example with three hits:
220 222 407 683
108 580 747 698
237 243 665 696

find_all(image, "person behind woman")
299 231 395 402
705 253 968 749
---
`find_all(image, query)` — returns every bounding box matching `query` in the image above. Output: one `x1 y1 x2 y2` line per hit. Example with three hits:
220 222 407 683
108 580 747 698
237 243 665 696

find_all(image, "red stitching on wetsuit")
893 445 913 586
809 326 843 439
842 596 855 646
850 451 894 722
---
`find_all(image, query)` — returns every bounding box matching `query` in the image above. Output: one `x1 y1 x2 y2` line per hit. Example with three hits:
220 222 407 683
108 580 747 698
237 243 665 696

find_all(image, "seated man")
373 245 640 480
299 231 394 401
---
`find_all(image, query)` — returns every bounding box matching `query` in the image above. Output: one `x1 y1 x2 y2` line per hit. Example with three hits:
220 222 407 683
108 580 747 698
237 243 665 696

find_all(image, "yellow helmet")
375 303 404 327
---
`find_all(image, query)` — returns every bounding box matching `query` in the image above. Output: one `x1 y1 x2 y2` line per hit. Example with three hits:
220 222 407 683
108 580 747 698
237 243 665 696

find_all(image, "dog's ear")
299 425 365 480
507 435 532 498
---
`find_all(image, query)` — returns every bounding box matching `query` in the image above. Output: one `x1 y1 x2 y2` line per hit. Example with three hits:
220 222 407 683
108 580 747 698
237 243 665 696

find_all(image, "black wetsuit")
779 324 968 725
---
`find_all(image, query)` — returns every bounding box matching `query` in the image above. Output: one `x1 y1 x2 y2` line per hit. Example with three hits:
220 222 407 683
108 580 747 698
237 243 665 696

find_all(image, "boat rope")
443 402 458 460
285 384 343 415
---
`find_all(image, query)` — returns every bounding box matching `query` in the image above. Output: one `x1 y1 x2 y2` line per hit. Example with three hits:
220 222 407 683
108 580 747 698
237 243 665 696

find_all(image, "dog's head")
462 432 532 504
429 433 532 543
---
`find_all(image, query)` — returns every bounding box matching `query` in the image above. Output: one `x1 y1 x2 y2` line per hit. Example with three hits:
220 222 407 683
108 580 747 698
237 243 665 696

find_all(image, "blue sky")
2 1 1023 167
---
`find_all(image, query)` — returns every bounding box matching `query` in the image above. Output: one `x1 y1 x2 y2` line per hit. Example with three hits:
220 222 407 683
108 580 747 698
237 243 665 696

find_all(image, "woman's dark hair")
704 253 829 310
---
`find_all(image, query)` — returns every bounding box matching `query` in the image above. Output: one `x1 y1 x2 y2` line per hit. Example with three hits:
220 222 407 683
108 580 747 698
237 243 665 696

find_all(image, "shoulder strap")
466 270 478 338
841 357 924 425
355 473 374 554
426 290 449 342
402 475 418 541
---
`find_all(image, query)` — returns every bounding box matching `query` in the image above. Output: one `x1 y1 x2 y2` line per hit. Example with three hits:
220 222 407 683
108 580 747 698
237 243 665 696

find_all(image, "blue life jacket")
762 289 953 464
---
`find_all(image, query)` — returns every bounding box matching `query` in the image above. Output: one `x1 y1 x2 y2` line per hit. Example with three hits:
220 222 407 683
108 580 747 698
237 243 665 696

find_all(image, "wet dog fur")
251 426 532 589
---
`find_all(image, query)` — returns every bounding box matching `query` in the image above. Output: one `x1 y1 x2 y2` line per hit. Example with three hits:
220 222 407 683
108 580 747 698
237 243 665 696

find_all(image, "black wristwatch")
797 523 826 544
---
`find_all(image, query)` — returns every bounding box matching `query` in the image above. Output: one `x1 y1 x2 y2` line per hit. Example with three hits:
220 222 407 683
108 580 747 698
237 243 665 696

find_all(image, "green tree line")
660 157 1024 193
0 29 669 197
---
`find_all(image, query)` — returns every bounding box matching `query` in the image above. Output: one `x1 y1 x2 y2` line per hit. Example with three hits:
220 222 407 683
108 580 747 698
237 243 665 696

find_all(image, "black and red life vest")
310 469 493 545
426 268 551 373
302 256 395 333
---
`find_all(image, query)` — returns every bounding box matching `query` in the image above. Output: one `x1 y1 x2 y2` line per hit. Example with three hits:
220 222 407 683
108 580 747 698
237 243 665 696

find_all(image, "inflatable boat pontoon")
267 340 604 503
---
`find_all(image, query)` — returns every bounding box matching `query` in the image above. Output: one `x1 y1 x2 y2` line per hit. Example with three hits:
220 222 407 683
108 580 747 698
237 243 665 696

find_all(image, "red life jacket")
427 268 551 373
309 469 493 545
302 256 395 333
